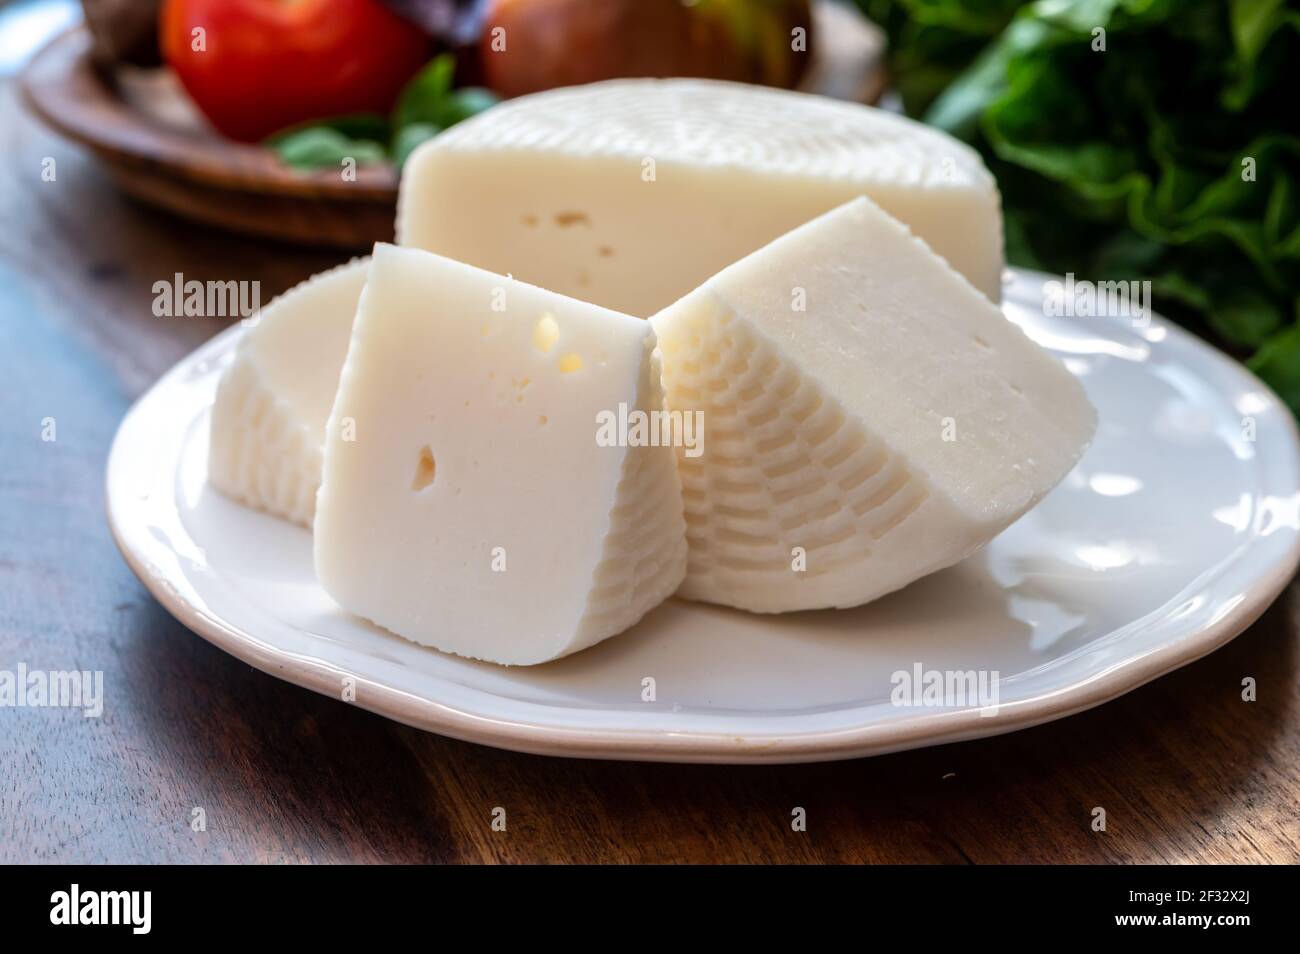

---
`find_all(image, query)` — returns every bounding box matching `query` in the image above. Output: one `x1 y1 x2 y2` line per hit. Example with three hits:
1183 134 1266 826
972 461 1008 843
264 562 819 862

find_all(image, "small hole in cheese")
411 446 436 491
534 313 559 353
559 353 583 373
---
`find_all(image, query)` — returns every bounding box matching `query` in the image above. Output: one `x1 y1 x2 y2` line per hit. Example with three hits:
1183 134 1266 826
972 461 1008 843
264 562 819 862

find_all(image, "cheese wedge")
398 78 1004 313
651 198 1095 613
209 258 369 526
314 244 687 664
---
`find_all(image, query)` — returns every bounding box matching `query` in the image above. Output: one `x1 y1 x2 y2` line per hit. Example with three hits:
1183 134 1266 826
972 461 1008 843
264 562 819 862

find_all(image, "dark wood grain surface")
2 78 1298 865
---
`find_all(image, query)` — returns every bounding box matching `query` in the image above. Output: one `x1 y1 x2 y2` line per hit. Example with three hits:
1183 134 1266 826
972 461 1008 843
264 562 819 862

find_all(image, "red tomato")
160 0 430 142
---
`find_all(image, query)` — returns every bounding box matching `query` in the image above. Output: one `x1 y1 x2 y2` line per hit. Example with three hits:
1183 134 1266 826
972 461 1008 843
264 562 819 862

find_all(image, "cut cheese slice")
398 78 1004 314
314 244 687 665
651 197 1095 613
209 258 369 526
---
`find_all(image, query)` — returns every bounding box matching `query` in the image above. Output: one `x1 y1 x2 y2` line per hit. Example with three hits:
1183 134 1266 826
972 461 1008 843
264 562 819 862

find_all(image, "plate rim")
106 269 1300 763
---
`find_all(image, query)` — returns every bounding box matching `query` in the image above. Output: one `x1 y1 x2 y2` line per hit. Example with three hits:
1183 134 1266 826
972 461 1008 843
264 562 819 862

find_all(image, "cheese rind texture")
398 78 1004 313
313 244 686 665
208 258 369 526
651 198 1096 613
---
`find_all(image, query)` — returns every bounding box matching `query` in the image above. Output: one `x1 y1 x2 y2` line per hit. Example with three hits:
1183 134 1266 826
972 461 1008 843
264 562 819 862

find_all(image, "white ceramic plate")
107 269 1300 763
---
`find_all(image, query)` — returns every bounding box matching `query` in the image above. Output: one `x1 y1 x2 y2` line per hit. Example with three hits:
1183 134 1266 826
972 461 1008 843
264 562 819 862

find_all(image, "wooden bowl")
20 25 400 249
20 8 882 249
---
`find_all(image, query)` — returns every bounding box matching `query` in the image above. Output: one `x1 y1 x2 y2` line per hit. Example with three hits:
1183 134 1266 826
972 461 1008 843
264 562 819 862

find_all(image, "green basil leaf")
391 54 457 131
272 127 387 171
392 122 442 170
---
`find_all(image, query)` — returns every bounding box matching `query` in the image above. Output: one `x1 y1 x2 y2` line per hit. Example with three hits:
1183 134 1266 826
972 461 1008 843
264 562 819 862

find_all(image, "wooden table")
2 79 1297 865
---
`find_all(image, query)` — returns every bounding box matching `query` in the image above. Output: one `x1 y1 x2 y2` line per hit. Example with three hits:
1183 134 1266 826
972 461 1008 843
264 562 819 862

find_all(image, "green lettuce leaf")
865 0 1300 413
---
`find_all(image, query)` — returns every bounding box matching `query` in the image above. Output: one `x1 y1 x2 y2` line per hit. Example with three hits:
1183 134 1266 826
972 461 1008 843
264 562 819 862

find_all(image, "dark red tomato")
160 0 430 142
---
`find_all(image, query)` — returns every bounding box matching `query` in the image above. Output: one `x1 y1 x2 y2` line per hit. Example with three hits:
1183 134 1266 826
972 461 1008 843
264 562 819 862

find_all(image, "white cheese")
398 78 1004 314
313 244 687 665
212 80 1006 529
651 197 1095 613
208 258 369 526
